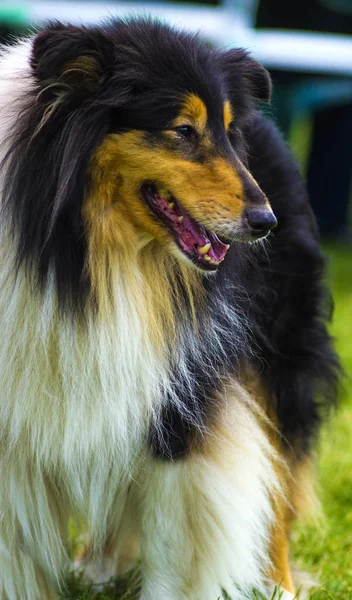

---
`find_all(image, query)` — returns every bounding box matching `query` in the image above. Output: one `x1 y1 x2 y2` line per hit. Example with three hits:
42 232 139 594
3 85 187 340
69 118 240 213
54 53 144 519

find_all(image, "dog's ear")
2 24 118 312
220 49 271 104
31 23 114 98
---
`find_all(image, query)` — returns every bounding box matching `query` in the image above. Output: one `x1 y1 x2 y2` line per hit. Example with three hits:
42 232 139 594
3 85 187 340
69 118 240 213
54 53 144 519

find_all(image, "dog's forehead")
108 21 228 129
110 70 227 132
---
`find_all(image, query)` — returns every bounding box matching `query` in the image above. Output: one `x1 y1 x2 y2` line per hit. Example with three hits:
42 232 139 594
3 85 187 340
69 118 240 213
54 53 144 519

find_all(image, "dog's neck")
86 236 204 343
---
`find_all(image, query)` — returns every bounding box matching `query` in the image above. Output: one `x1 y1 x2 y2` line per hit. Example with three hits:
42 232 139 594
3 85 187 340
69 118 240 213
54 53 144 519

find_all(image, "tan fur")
223 100 233 130
86 130 246 251
83 121 251 319
84 163 204 331
173 93 208 132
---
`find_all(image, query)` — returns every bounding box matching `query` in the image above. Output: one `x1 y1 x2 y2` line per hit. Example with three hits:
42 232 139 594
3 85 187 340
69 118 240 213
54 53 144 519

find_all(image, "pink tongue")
181 215 207 246
178 214 228 262
152 191 229 263
208 232 228 261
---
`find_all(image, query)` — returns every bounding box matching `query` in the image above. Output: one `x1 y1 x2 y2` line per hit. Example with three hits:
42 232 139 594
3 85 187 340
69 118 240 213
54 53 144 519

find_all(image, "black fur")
151 116 340 459
242 116 340 454
1 18 339 458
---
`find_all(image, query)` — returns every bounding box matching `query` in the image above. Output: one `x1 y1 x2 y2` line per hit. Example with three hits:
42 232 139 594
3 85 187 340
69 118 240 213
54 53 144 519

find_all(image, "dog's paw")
73 558 116 586
279 591 296 600
269 585 297 600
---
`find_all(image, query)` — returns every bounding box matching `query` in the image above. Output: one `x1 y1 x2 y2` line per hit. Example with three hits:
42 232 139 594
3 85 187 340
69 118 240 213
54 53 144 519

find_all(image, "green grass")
63 245 352 600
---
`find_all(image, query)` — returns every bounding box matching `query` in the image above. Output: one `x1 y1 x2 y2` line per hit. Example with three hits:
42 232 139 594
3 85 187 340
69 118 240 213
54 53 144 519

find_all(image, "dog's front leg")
0 461 69 600
137 398 278 600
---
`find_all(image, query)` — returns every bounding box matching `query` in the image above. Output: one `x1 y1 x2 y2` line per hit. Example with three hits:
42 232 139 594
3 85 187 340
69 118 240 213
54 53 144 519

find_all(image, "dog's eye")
174 125 198 140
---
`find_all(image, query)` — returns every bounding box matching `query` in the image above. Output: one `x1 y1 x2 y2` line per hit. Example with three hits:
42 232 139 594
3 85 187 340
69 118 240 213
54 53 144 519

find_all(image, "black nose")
245 208 278 237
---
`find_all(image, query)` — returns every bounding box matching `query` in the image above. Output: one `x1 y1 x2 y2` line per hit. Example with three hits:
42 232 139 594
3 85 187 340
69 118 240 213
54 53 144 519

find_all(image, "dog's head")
4 19 276 309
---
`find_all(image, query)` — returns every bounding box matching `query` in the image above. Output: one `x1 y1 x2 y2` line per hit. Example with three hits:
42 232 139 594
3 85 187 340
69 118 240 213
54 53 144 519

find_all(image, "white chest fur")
0 261 166 508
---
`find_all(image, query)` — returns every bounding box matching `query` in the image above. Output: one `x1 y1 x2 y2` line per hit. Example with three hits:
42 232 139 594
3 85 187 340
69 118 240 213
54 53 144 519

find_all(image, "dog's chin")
141 183 266 272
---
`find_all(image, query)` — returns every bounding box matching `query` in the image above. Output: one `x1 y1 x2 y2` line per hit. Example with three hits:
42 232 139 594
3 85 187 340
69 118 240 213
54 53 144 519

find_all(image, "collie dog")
0 18 339 600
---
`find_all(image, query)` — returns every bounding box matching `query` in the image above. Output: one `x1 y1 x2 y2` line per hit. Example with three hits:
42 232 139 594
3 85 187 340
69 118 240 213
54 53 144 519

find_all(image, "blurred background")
1 2 352 597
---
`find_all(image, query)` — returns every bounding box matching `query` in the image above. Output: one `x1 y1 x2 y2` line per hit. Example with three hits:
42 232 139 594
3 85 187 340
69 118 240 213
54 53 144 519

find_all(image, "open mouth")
142 184 230 271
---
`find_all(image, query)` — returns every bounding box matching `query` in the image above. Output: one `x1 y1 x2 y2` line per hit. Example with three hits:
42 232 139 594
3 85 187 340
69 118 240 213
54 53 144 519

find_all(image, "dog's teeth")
169 202 175 210
226 244 230 250
206 256 220 265
198 243 211 255
178 216 184 223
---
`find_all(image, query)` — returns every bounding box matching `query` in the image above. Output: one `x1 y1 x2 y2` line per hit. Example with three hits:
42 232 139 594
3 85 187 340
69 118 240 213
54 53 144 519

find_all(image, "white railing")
3 1 352 75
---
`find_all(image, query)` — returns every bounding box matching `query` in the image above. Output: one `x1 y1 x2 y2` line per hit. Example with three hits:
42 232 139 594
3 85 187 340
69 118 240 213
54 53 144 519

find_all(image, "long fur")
0 19 339 600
